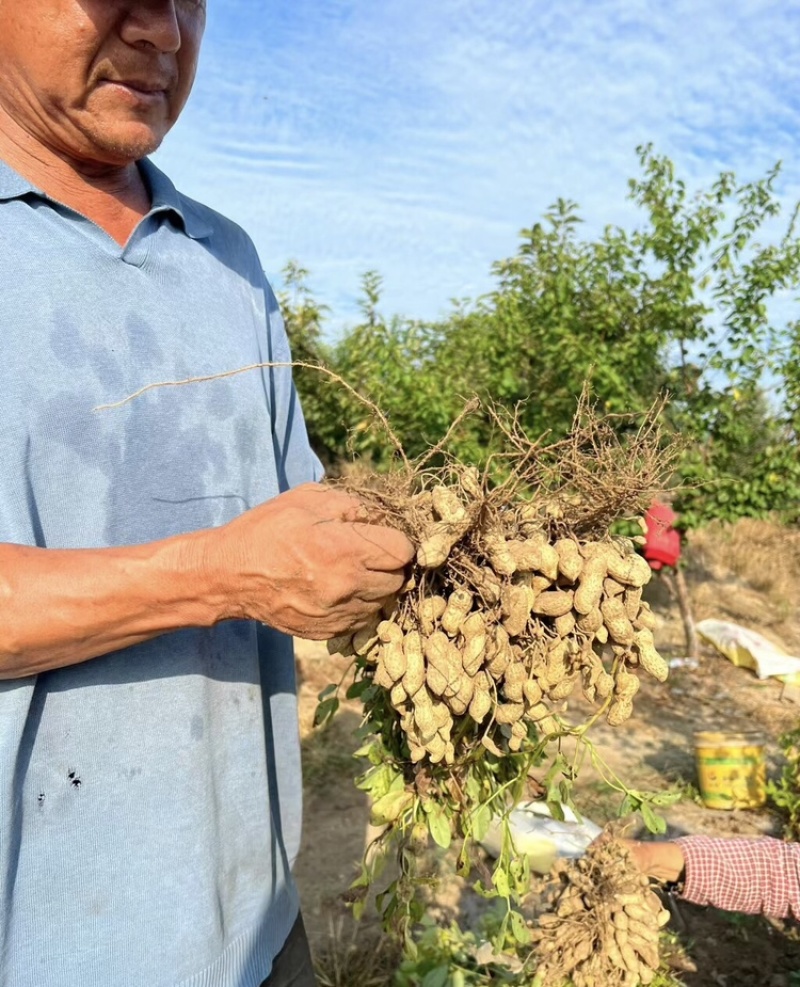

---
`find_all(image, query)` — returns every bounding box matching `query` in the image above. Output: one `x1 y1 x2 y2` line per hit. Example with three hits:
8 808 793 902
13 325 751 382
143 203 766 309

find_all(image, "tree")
280 148 800 526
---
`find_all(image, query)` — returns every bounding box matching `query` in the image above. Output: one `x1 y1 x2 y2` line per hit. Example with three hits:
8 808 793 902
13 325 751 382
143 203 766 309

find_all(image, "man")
0 3 413 986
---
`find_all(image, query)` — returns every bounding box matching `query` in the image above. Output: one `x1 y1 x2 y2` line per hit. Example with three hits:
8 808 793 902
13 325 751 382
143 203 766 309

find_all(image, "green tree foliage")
276 261 350 468
767 726 800 842
327 272 461 465
625 149 800 527
433 196 671 436
279 147 800 527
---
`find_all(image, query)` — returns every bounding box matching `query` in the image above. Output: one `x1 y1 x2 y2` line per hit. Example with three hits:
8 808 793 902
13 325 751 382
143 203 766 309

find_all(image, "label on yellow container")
693 731 766 810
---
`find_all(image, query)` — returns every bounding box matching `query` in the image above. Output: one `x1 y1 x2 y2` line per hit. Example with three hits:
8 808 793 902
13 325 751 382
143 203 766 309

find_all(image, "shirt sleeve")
675 835 800 918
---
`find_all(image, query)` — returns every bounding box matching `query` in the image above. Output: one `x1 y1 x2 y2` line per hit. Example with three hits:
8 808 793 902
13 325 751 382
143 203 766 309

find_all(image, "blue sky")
154 0 800 333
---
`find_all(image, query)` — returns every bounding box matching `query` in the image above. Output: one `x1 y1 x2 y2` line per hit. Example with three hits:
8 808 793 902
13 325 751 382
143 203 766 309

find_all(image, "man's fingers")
350 572 409 604
348 522 415 570
299 590 403 639
291 483 426 530
292 483 369 521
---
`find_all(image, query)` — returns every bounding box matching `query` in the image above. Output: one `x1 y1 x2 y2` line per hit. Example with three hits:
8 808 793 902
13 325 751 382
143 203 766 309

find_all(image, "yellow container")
693 731 766 810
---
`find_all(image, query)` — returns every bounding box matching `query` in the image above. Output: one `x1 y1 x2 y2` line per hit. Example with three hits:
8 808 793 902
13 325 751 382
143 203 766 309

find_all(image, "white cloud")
155 0 800 331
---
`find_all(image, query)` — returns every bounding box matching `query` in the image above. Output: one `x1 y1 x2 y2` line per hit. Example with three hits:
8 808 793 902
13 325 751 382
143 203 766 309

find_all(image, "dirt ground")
292 520 800 986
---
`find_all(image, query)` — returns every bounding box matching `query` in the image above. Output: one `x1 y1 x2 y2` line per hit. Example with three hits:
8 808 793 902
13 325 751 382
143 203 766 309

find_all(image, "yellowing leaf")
370 789 413 825
427 806 452 849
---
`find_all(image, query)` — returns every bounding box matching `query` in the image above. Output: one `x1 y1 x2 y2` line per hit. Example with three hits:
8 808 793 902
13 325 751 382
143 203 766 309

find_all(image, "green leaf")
559 779 576 810
543 753 568 785
313 696 339 728
317 683 337 701
469 804 492 843
465 774 482 802
456 843 471 879
387 773 405 794
509 854 531 891
345 680 371 700
355 764 393 797
509 909 532 945
650 790 683 807
493 912 510 952
421 967 449 987
427 806 452 849
641 801 668 834
493 866 511 898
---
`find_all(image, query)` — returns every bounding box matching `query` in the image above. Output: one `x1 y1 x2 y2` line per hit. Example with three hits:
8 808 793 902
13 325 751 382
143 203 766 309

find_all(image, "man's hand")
208 483 415 640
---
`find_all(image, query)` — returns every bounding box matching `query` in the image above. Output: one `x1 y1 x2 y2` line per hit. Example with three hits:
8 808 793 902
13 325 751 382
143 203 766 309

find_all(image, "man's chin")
76 123 167 167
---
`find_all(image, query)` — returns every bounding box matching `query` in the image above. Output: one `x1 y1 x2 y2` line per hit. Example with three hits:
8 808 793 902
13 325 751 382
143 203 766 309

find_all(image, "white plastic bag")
481 802 602 873
696 618 800 680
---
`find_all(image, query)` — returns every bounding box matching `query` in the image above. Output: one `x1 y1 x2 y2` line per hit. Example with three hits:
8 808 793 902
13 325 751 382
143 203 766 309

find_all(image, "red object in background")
643 500 681 570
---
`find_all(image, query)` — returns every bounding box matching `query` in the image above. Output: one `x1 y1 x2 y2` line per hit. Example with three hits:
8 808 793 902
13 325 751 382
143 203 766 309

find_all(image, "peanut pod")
441 587 473 637
402 631 426 697
573 558 607 615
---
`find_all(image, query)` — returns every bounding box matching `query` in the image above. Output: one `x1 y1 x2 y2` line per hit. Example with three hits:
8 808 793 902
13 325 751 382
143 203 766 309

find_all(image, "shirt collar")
0 157 34 201
0 155 213 241
138 158 213 241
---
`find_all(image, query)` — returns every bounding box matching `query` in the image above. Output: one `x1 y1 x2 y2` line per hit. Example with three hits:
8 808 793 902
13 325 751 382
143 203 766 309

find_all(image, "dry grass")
301 723 361 789
312 920 400 987
683 518 800 652
689 518 800 603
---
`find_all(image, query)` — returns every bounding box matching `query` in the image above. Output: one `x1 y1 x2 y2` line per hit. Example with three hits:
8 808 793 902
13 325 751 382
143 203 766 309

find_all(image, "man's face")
0 0 206 168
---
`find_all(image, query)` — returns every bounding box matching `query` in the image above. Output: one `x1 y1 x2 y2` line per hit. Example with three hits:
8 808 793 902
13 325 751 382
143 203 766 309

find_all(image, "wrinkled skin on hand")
215 483 415 640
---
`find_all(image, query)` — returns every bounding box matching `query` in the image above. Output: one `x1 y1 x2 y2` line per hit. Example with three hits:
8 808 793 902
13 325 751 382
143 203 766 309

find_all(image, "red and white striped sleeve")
674 835 800 918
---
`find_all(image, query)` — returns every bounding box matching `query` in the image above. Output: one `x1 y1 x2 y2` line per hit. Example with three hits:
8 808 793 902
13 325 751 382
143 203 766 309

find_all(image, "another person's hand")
619 838 685 884
209 483 415 639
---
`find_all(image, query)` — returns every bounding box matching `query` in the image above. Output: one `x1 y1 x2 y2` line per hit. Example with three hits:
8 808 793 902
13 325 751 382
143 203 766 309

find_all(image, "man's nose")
119 1 182 54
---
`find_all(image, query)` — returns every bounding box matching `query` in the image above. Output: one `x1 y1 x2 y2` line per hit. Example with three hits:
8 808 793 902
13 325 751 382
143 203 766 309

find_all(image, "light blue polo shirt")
0 157 322 987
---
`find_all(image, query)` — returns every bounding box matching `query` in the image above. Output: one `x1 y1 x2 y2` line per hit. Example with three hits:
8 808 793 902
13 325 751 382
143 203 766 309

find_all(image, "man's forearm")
0 484 416 678
0 531 229 678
